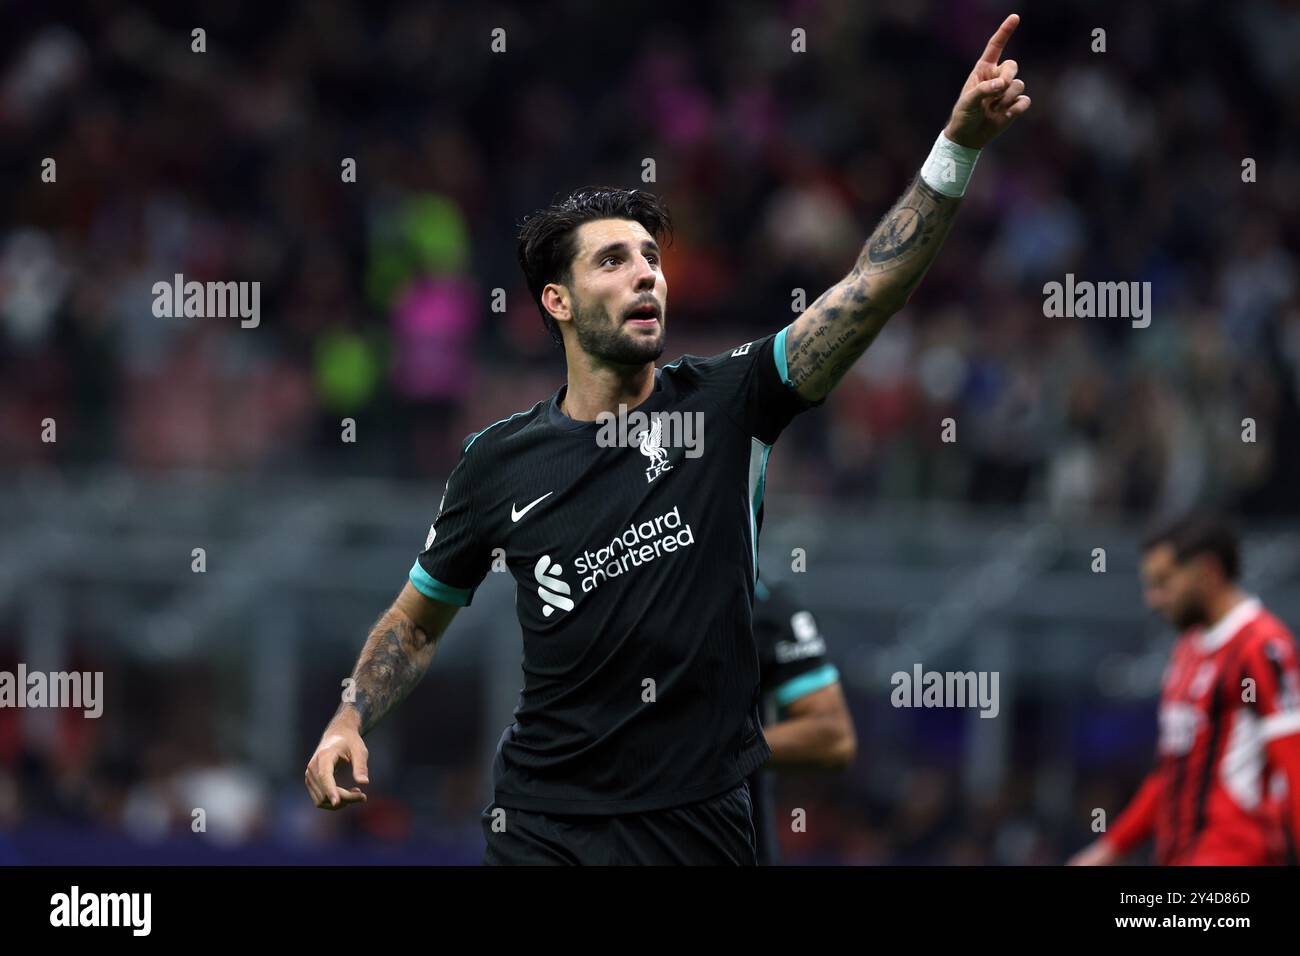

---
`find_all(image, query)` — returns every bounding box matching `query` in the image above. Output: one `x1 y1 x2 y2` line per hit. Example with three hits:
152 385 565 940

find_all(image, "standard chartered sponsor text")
574 505 695 592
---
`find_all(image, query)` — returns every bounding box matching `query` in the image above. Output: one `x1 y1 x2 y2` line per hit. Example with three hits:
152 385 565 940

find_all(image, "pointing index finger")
979 13 1020 65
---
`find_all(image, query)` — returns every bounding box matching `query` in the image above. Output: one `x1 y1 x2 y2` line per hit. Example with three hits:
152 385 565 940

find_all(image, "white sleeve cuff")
920 131 981 198
1260 710 1300 742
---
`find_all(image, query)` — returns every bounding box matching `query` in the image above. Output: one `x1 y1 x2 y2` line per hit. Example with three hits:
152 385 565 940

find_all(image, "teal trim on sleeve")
774 325 792 385
409 560 472 606
464 407 534 453
774 663 840 708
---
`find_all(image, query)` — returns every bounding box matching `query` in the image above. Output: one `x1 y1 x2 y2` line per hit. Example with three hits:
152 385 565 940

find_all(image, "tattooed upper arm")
784 177 962 403
395 580 460 639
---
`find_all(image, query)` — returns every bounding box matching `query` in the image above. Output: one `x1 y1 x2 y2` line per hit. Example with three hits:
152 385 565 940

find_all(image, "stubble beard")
572 293 665 366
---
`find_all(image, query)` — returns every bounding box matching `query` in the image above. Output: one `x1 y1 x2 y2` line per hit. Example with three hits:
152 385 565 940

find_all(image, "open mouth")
625 304 661 323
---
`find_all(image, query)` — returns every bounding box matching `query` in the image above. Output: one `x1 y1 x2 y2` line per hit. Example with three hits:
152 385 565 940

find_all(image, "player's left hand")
943 13 1031 150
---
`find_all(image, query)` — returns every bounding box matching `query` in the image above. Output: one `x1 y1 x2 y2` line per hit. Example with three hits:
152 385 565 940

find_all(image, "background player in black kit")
748 573 856 865
305 14 1031 863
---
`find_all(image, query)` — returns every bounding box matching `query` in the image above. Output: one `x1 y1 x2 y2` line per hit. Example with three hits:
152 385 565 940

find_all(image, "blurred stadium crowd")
0 650 1141 865
5 0 1300 512
2 0 1299 863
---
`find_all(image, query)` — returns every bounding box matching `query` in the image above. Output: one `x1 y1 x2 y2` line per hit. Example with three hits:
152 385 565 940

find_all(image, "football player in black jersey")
306 15 1029 864
748 574 856 865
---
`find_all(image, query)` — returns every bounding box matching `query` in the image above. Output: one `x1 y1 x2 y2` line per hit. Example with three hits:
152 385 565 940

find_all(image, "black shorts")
481 782 756 865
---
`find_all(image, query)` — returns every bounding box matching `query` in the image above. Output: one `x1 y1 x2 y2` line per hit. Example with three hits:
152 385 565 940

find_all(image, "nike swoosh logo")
511 492 554 522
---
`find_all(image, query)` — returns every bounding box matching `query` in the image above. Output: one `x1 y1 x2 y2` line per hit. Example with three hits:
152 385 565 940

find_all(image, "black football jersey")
411 327 821 813
747 576 840 863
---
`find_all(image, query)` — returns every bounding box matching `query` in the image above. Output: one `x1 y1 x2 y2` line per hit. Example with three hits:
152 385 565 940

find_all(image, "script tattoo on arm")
785 177 961 402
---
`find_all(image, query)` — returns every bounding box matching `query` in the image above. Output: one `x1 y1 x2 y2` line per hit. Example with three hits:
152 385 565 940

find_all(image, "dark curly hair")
516 186 673 348
1142 512 1241 582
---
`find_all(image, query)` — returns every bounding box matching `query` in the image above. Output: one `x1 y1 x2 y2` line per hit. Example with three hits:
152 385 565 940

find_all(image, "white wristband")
920 131 981 198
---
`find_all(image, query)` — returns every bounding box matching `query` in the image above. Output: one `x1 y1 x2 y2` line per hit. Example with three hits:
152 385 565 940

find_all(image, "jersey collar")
1195 595 1262 653
547 367 664 432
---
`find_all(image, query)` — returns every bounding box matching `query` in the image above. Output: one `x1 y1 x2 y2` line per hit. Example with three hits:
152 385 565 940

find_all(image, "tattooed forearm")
856 178 959 280
785 177 962 402
339 609 438 735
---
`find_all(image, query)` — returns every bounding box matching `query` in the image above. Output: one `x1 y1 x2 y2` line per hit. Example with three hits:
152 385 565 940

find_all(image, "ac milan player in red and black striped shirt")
1070 515 1300 866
